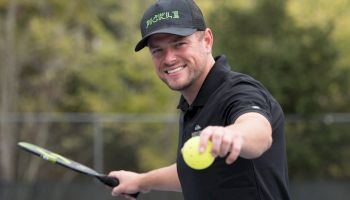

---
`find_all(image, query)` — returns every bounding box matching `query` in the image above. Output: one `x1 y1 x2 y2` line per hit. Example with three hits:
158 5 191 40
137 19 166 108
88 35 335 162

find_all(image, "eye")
150 48 163 56
174 41 186 48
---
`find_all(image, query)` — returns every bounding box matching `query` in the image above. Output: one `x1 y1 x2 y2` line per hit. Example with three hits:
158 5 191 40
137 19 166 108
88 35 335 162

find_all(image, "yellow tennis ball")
182 136 215 170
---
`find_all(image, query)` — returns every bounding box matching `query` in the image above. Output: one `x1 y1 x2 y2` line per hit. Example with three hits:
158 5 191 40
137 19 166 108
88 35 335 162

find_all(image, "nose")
163 48 177 66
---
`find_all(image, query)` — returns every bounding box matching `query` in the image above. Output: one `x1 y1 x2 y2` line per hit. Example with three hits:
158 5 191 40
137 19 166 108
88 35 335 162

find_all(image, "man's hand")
198 112 272 164
108 164 181 199
199 126 243 164
108 171 147 199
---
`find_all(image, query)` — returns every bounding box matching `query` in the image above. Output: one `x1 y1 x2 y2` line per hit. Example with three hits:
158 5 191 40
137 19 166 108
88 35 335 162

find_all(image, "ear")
203 28 214 53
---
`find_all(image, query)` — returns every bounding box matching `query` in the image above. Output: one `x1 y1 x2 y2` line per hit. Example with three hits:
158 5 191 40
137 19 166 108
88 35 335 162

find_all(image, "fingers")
226 133 242 164
199 126 242 164
210 128 224 156
108 170 141 198
220 132 232 157
198 128 211 153
108 171 123 197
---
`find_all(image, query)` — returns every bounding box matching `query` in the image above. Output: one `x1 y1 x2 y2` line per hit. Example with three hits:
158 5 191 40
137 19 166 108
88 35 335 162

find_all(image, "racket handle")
99 176 140 198
99 176 120 187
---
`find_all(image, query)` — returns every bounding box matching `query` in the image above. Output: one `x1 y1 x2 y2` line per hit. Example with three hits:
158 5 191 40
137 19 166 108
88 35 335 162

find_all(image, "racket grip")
99 176 120 187
99 176 140 198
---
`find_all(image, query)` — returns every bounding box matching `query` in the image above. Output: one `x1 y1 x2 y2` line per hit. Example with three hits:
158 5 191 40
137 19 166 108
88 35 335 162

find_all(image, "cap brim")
134 27 197 52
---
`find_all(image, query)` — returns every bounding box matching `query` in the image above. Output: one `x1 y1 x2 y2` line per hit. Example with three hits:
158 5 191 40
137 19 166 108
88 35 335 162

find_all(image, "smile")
165 65 185 74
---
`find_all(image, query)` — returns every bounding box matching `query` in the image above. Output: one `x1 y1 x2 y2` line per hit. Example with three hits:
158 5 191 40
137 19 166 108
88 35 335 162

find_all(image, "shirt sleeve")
224 82 273 125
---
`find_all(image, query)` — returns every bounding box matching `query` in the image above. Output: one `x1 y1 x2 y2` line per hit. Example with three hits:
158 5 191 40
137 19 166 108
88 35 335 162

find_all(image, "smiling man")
108 0 290 199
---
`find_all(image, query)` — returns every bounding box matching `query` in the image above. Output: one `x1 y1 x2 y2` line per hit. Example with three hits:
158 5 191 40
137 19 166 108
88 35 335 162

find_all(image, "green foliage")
210 0 340 115
286 120 350 179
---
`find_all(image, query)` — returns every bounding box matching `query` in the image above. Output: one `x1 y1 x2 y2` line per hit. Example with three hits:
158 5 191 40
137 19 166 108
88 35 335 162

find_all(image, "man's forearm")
228 112 272 159
140 163 181 192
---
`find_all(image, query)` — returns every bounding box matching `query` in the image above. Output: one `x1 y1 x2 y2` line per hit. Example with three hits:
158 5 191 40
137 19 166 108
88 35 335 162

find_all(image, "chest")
179 100 231 145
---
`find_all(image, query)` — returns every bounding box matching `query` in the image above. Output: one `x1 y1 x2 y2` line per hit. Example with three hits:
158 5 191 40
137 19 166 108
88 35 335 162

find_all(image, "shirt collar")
177 55 231 112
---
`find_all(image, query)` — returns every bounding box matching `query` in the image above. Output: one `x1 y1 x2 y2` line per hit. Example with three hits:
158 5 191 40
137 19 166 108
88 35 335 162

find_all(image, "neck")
182 55 215 105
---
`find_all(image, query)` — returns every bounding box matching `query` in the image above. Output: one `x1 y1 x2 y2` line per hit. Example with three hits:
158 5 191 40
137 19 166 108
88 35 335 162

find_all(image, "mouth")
165 65 185 75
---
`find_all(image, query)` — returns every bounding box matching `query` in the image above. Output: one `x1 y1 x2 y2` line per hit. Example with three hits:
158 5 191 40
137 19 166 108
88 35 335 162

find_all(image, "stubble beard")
161 67 202 92
163 77 194 92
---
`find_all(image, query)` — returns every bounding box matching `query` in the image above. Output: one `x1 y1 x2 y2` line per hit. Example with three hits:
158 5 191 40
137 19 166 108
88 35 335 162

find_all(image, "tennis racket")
18 142 139 198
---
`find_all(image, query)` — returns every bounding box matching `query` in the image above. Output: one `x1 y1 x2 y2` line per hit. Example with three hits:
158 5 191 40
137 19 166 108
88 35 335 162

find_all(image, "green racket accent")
43 151 72 165
19 142 72 165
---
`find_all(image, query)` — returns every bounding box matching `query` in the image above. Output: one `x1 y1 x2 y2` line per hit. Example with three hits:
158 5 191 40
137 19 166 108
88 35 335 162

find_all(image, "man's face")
147 30 212 93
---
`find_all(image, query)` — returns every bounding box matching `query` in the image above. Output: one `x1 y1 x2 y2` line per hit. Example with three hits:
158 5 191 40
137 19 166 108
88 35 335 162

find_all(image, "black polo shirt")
176 55 290 200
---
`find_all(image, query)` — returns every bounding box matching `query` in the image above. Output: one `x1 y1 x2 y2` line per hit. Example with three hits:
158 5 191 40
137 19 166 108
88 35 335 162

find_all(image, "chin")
167 83 190 92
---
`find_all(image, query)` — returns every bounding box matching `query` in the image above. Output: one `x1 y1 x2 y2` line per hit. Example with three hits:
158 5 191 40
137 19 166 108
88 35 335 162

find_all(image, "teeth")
167 66 184 74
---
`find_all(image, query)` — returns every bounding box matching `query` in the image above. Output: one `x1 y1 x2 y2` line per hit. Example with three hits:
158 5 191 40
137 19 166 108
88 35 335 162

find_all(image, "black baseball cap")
135 0 206 52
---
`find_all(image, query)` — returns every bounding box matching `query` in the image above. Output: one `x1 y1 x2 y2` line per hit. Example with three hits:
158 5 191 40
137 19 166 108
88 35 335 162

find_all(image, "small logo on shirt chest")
192 124 202 137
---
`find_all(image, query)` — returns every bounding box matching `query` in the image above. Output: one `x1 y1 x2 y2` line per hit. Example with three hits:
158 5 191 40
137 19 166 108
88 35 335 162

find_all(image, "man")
109 0 290 199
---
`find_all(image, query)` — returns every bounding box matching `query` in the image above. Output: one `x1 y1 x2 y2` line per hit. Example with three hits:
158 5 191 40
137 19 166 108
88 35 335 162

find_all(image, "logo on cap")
146 11 180 29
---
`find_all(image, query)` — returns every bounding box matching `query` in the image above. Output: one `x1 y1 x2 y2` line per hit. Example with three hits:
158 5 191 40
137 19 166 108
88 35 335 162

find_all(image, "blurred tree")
288 0 350 65
210 0 339 115
0 0 18 182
